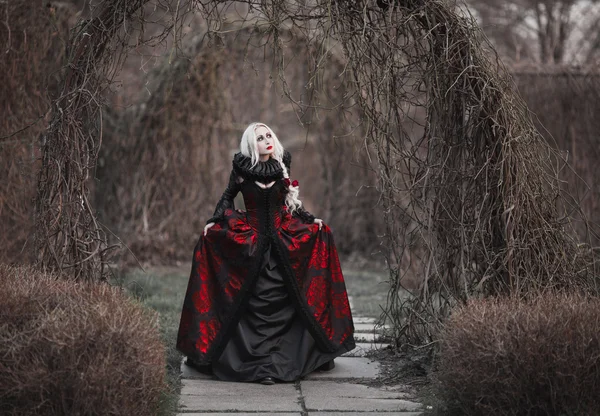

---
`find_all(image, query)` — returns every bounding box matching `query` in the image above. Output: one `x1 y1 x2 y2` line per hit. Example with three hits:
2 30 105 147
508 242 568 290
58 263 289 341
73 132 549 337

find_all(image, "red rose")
292 180 299 187
283 178 291 187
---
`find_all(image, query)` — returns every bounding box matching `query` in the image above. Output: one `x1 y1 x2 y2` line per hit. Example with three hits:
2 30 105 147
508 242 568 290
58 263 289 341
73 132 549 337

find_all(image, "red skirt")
176 208 356 368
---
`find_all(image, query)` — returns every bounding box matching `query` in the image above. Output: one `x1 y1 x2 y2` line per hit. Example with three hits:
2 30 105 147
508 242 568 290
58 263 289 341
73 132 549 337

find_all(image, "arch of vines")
34 0 598 345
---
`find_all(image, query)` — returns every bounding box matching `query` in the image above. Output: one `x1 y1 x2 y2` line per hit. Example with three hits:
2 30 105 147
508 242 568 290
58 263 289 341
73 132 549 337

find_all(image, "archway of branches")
33 0 598 345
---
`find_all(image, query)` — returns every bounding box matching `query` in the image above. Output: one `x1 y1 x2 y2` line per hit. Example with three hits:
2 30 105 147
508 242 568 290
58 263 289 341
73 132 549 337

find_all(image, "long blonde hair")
240 122 303 214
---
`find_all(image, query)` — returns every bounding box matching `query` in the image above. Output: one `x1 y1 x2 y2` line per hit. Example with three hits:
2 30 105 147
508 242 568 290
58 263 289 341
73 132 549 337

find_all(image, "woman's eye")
257 136 263 141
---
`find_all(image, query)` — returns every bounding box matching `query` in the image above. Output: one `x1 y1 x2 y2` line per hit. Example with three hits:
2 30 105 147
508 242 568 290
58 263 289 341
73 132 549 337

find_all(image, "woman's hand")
313 218 323 230
204 222 215 236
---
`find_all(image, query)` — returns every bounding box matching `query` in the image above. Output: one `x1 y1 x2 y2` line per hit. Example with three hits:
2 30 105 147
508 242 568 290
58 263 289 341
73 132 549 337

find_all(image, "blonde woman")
177 122 355 385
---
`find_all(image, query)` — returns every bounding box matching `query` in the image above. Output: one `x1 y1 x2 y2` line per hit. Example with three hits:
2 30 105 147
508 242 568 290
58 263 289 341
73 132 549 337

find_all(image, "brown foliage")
513 68 600 247
0 263 166 416
98 26 384 265
4 0 597 361
0 1 74 264
97 43 231 264
33 0 157 280
327 0 599 344
438 293 600 415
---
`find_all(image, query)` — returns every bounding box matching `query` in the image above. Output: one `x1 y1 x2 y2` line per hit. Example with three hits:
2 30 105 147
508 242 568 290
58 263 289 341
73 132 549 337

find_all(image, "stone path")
178 297 423 415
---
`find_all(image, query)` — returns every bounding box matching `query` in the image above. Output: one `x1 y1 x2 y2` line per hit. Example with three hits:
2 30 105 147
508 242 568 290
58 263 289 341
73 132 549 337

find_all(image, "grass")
343 268 391 318
113 265 189 416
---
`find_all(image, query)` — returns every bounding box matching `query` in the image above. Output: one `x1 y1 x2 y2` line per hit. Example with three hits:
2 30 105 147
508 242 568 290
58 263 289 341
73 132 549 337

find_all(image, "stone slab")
181 358 212 380
311 413 422 415
354 332 386 342
303 357 380 379
354 317 376 323
354 323 390 333
302 381 422 412
178 414 301 416
342 342 390 357
179 379 301 412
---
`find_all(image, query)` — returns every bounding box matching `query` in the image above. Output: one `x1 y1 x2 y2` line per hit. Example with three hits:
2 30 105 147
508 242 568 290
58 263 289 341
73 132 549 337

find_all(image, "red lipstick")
267 146 273 150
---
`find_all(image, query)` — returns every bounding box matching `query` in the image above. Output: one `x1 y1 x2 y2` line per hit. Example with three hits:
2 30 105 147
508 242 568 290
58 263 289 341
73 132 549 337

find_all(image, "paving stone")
354 323 390 333
178 414 301 416
180 358 212 380
304 357 380 379
303 380 414 400
302 381 422 412
311 412 422 415
354 332 387 342
378 384 419 396
354 317 376 324
342 342 390 357
179 379 301 412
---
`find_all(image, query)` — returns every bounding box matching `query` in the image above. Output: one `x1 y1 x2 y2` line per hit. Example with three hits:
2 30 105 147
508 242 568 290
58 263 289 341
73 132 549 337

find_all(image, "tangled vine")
26 0 598 344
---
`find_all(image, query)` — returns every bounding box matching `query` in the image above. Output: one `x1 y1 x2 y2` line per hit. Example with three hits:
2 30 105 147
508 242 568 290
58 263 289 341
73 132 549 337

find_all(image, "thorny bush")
0 264 167 416
438 292 600 416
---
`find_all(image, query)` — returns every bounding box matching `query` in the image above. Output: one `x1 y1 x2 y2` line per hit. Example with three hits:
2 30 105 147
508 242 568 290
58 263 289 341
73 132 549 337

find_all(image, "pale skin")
204 125 323 236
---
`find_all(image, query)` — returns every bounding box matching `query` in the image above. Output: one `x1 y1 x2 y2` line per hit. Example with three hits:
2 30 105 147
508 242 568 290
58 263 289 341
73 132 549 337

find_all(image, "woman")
176 122 355 385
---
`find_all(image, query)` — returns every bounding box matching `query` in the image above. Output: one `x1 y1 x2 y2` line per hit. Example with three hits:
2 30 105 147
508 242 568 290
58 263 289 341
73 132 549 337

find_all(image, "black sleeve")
294 205 316 224
206 169 241 224
284 151 316 224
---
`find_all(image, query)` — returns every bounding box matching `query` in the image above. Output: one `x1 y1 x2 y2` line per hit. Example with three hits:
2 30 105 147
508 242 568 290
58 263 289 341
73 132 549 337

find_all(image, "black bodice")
206 151 315 226
240 180 288 233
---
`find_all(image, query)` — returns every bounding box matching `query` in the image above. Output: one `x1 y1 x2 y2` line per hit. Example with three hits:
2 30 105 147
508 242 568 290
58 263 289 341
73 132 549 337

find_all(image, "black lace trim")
195 233 269 365
206 170 241 225
293 207 316 224
271 234 338 352
232 150 292 182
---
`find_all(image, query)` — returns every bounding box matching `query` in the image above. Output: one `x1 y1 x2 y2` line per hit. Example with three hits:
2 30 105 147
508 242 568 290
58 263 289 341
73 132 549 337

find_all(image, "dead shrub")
438 293 600 415
0 264 166 416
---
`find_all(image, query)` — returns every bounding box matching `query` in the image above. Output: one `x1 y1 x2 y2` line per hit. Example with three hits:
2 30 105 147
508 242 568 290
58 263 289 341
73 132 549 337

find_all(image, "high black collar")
232 151 292 182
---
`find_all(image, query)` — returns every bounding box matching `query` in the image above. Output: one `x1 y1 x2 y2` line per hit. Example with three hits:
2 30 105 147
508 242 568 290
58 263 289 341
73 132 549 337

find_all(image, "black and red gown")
176 151 355 382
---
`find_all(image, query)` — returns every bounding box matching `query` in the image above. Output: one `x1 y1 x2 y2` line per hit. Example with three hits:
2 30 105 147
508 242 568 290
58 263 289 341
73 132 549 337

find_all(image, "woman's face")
255 125 274 157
